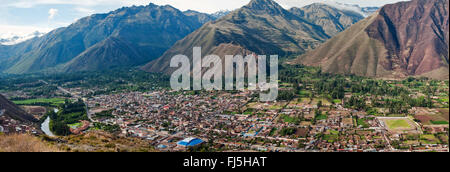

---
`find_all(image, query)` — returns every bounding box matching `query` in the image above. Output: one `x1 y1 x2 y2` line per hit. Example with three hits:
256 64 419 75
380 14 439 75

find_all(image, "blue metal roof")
177 137 204 147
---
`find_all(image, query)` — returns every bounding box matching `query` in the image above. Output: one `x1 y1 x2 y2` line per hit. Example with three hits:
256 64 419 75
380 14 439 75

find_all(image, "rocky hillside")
296 0 449 80
143 0 364 74
0 94 37 123
290 3 364 37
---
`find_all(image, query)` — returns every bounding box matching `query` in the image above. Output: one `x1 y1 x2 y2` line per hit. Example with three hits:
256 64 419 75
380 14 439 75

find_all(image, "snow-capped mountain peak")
323 2 379 17
0 31 45 45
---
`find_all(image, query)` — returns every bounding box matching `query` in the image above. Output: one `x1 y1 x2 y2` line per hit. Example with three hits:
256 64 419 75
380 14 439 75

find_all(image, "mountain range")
295 0 449 80
0 0 448 80
289 3 364 37
0 4 216 74
143 0 365 73
0 0 365 75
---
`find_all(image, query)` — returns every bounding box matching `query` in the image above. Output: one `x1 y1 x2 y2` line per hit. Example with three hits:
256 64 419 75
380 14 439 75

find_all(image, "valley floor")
0 67 448 152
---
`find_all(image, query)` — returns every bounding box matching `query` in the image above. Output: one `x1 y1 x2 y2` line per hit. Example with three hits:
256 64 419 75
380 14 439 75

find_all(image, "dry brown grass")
0 131 157 152
60 131 157 152
0 134 61 152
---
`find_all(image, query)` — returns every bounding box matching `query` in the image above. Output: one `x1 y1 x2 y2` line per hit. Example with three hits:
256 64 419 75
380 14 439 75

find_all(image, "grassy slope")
0 134 61 152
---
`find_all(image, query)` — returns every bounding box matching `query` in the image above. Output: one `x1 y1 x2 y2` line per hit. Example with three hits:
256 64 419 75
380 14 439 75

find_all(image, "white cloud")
5 0 117 8
48 8 58 20
75 7 95 15
4 0 248 13
3 0 407 10
0 25 51 37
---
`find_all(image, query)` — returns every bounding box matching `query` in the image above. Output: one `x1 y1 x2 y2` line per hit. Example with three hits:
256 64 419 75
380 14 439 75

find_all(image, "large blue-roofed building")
177 137 204 147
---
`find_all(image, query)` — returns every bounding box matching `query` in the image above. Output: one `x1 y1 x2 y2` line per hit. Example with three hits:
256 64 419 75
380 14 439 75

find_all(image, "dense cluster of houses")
83 89 448 152
0 109 39 135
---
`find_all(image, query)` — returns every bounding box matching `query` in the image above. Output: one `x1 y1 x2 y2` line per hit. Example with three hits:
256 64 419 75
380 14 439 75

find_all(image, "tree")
51 121 71 136
317 100 323 108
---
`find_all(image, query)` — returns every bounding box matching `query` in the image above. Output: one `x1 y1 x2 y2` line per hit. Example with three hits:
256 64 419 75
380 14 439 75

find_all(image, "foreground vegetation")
56 131 157 152
0 133 61 152
47 99 88 136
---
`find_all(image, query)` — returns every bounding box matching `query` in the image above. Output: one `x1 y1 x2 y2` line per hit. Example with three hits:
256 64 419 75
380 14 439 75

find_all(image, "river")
40 108 58 137
41 116 55 137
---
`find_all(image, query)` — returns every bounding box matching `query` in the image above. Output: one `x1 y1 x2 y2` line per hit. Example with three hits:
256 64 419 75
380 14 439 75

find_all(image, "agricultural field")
315 111 328 120
297 98 310 104
414 108 449 125
280 114 300 124
438 108 449 121
420 134 441 144
311 98 331 106
13 98 66 107
332 99 342 104
323 134 339 143
357 118 370 128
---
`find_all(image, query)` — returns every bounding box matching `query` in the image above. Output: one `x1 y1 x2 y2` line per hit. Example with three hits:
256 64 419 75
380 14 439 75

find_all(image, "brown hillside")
142 0 332 74
0 94 38 123
0 134 61 152
297 0 449 80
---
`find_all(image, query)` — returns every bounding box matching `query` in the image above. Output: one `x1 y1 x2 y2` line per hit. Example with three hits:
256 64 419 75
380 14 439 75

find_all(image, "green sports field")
385 119 412 129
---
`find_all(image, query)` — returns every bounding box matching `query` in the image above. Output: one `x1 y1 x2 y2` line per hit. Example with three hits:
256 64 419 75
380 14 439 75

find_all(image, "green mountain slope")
143 0 362 74
1 3 213 74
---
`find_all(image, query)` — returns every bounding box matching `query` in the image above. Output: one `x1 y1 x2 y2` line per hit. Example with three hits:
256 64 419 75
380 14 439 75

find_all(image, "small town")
80 89 448 152
0 0 448 155
1 65 449 152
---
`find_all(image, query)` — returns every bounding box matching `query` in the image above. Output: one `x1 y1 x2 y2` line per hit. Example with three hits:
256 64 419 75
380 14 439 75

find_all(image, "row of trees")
47 99 88 136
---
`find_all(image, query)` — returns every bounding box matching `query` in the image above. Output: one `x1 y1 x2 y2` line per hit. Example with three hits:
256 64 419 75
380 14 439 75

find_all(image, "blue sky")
0 0 407 37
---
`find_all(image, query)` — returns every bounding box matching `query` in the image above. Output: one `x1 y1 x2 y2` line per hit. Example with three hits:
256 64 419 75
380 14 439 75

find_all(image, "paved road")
85 101 95 123
57 86 76 97
38 80 49 85
382 130 394 151
376 118 395 151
